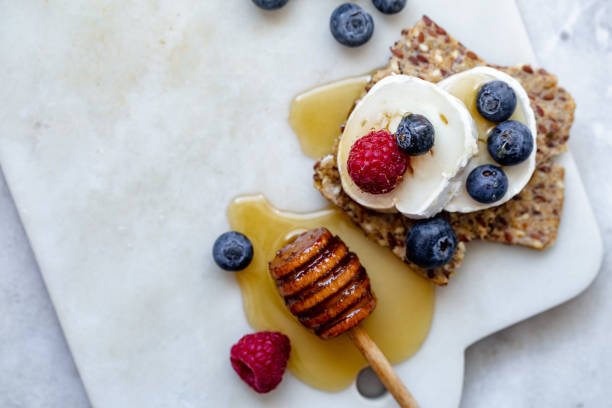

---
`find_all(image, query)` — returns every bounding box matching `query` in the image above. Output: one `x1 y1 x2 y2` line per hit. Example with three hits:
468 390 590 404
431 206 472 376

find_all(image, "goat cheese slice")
337 75 478 218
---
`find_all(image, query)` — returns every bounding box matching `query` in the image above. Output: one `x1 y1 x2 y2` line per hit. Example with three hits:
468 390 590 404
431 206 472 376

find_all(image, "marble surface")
0 1 609 407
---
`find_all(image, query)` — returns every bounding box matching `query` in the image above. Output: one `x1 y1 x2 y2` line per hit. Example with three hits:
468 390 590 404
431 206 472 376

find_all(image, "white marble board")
0 0 603 407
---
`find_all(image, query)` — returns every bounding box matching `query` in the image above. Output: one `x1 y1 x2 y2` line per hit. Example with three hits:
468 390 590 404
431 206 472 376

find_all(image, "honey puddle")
228 76 436 392
289 74 371 159
228 196 433 392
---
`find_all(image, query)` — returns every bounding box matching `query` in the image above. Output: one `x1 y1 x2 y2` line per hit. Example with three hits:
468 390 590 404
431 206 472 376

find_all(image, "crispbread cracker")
449 162 564 249
313 16 573 285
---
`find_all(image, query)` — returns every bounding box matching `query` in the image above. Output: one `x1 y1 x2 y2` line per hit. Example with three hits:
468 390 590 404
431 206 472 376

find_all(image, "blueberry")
251 0 289 10
213 231 253 271
466 164 508 204
476 81 517 122
487 120 533 166
395 113 435 156
330 3 374 47
372 0 407 14
406 217 457 269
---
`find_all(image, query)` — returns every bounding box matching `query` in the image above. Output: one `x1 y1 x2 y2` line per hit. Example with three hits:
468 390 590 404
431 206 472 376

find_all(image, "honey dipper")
269 227 420 408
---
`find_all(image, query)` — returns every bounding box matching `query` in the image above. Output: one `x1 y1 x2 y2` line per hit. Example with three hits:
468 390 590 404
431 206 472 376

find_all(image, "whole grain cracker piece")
314 156 564 285
313 16 573 285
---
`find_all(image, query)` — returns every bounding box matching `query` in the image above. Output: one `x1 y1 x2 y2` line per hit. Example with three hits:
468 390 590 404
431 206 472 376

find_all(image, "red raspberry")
230 331 291 393
347 129 408 194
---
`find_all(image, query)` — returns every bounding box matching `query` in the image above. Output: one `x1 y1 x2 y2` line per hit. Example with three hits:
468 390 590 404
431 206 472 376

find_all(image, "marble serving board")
0 0 602 407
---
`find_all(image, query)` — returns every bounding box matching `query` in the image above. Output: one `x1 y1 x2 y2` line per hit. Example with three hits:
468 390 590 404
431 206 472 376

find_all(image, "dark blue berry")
372 0 407 14
466 164 508 204
406 217 457 269
476 81 517 122
213 231 253 271
487 120 534 166
251 0 289 10
395 114 435 156
330 3 374 47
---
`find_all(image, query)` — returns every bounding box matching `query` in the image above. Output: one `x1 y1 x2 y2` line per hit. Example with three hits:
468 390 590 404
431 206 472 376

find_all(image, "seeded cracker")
313 16 573 285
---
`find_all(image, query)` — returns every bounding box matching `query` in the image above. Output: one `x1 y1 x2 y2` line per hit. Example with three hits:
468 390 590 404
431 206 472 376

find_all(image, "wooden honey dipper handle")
269 228 420 407
349 326 420 408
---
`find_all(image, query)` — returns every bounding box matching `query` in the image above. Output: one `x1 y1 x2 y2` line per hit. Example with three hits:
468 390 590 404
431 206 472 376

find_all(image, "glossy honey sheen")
228 196 434 392
444 75 528 145
289 75 370 159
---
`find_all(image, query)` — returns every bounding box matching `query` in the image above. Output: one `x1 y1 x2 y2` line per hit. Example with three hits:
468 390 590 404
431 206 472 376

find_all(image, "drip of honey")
443 75 528 144
289 75 371 159
228 196 433 392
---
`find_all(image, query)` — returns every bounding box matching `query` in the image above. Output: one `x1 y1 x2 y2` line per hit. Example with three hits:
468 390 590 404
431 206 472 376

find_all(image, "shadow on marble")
0 166 91 408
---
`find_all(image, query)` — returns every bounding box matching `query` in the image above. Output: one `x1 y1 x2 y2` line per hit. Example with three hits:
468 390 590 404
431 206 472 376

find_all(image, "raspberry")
230 331 291 393
347 129 408 194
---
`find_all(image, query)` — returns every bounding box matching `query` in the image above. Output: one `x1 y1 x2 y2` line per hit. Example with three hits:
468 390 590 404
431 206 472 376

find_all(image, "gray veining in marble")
0 0 609 407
